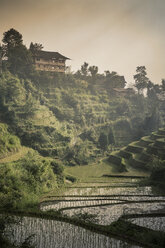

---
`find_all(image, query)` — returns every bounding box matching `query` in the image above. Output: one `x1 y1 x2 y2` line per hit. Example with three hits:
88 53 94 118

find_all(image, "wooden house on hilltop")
33 50 70 73
112 88 135 97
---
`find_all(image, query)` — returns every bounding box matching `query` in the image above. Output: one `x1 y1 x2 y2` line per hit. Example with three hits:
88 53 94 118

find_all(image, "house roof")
113 88 127 92
35 50 70 60
113 88 134 93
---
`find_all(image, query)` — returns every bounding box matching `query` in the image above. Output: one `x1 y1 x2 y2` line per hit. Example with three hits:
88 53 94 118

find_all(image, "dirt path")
0 147 30 163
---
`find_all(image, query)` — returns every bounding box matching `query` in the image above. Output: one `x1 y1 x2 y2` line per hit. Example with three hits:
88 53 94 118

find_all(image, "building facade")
34 50 70 73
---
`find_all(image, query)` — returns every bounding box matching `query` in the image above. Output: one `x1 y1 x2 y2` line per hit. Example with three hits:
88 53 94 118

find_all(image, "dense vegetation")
0 151 58 209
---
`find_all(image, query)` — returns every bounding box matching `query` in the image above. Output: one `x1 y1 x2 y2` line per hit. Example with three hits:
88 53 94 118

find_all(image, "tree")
104 70 110 77
108 129 115 145
134 66 149 94
98 132 108 150
29 42 43 56
2 28 23 50
88 65 98 77
146 80 154 98
2 28 34 77
161 79 165 91
0 44 6 73
104 71 126 89
0 45 3 73
51 161 64 175
81 62 89 76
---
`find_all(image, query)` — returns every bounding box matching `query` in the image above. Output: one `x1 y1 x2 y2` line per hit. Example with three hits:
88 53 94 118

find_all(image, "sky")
0 0 165 84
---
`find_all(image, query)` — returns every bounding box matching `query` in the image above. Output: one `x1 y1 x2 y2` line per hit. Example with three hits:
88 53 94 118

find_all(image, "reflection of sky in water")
64 186 152 196
40 186 165 227
41 186 154 212
129 217 165 232
4 216 141 248
64 202 165 225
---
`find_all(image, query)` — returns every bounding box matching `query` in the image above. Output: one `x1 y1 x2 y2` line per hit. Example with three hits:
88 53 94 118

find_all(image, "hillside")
0 121 64 210
0 65 165 248
0 71 163 168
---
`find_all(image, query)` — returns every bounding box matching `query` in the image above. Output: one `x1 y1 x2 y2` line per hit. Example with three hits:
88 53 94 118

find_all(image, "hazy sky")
0 0 165 84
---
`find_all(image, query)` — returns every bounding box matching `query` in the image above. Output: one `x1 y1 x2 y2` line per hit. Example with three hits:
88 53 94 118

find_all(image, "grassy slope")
0 122 32 163
0 123 21 157
64 159 149 183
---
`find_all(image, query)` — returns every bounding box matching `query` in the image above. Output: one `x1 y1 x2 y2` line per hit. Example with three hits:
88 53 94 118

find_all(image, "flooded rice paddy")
4 216 141 248
40 182 165 228
3 178 165 247
129 217 165 232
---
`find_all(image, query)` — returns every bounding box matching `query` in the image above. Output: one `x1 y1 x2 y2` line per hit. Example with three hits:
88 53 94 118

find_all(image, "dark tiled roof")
35 50 70 60
113 88 134 93
113 88 127 92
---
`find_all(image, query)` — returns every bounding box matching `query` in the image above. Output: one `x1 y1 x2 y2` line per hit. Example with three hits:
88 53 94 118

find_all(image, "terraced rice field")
108 127 165 171
40 183 165 226
4 175 165 247
39 127 165 246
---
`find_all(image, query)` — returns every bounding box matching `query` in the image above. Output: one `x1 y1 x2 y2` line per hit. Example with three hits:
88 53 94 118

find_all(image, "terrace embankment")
108 127 165 173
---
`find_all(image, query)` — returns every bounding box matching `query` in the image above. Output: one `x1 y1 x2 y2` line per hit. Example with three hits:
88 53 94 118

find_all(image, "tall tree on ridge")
29 42 43 57
81 62 89 76
134 66 149 94
88 65 98 78
2 28 34 77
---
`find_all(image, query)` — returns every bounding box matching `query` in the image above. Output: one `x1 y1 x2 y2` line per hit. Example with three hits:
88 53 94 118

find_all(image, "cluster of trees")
0 29 34 77
76 62 98 78
0 29 44 79
0 28 126 90
1 28 164 96
133 66 165 98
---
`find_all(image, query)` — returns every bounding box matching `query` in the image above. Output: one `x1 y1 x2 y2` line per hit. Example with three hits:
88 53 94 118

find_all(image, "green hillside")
0 70 163 167
0 122 64 210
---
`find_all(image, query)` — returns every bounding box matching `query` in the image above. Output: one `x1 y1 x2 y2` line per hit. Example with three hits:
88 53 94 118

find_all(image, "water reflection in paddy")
40 186 165 226
4 216 141 248
64 186 152 196
63 202 165 225
129 217 165 232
